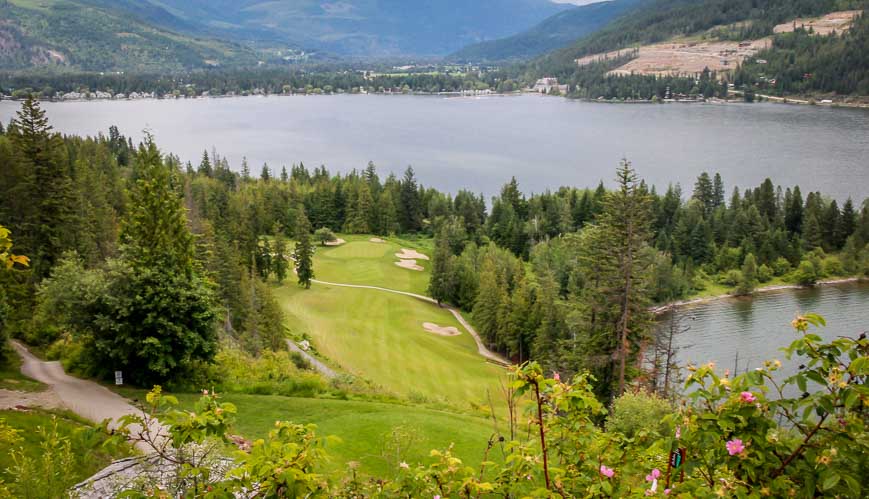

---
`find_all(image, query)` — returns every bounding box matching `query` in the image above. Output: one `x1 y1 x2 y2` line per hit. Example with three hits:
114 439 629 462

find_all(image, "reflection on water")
657 282 869 393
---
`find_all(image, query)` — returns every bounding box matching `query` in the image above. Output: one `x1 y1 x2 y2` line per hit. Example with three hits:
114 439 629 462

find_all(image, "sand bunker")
395 259 424 271
369 237 385 243
423 322 461 336
324 238 346 246
395 248 429 260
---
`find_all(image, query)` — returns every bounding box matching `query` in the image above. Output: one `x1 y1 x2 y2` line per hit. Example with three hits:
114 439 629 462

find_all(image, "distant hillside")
144 0 571 57
0 0 257 72
450 0 643 62
533 0 869 73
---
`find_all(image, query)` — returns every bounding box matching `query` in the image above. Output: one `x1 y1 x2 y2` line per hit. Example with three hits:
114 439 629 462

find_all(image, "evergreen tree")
241 156 250 180
803 214 823 250
273 233 288 284
821 200 841 251
198 150 213 177
712 173 725 208
260 164 271 182
7 97 74 279
428 228 454 305
472 256 503 348
294 211 314 289
596 160 653 397
737 253 758 295
121 140 194 275
398 166 422 232
839 199 857 247
280 166 289 183
785 186 804 234
693 172 714 215
93 139 216 384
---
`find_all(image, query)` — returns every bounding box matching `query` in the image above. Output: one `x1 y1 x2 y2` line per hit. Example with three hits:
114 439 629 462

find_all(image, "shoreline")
650 277 866 315
3 91 868 109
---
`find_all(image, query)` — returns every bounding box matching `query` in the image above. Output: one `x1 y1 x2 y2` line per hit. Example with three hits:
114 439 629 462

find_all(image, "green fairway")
172 392 500 476
275 282 505 412
311 234 433 295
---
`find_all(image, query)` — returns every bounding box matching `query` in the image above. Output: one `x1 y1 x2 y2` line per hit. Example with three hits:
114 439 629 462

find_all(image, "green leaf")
821 473 840 491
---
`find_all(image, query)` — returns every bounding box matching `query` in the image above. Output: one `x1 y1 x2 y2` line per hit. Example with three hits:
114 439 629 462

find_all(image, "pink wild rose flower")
740 391 757 403
599 465 615 478
726 438 746 456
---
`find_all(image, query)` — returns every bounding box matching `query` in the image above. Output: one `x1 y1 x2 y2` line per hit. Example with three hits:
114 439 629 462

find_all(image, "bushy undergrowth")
67 313 867 498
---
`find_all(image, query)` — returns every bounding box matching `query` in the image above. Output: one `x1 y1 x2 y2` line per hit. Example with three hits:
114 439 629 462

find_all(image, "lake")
1 94 868 201
658 281 869 394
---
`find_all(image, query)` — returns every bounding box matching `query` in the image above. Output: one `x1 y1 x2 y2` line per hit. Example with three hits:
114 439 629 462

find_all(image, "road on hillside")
286 339 338 378
11 341 163 451
307 278 511 367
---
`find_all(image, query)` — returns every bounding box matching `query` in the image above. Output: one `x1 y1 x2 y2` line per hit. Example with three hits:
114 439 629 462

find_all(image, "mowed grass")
275 282 506 412
311 234 433 295
170 392 499 476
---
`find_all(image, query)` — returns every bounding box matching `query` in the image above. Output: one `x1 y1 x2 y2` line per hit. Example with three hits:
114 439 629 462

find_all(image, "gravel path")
286 340 338 378
10 340 163 451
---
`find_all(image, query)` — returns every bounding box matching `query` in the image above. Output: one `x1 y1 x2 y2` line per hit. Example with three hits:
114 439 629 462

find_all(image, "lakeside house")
532 77 569 95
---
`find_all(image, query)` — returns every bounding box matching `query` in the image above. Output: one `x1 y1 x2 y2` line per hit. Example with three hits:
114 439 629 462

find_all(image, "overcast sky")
551 0 604 5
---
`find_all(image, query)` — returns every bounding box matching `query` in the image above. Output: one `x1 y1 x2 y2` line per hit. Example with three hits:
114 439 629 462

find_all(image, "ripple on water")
659 282 869 394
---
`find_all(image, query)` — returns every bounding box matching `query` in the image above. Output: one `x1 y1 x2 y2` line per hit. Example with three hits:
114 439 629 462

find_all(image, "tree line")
428 166 869 399
1 97 867 395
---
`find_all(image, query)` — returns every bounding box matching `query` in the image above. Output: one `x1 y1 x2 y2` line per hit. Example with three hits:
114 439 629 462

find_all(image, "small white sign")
114 371 123 385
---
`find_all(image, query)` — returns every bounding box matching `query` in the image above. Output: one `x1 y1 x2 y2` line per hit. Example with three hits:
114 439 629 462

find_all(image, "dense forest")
1 98 867 402
736 13 869 96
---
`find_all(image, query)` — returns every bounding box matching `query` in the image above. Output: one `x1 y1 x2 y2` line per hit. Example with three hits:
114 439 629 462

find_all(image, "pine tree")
428 228 454 304
803 214 823 250
7 97 74 279
399 166 422 232
737 253 758 295
597 160 653 397
693 172 714 215
839 198 857 246
294 211 314 289
241 157 251 180
273 233 288 284
260 164 271 182
121 139 194 275
198 150 213 177
712 173 725 208
280 166 289 182
472 256 503 348
821 200 841 251
785 186 804 234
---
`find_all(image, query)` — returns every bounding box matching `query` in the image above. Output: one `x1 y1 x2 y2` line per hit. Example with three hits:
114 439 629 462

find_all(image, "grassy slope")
0 408 131 485
170 392 499 476
0 345 44 391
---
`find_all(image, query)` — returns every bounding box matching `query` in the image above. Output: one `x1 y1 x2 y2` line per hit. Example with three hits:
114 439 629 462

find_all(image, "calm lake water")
659 281 869 393
1 94 868 200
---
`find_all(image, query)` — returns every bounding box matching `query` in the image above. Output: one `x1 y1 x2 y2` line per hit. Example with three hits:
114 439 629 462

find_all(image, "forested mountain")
144 0 569 57
0 0 259 71
450 0 643 62
518 0 869 99
534 0 867 70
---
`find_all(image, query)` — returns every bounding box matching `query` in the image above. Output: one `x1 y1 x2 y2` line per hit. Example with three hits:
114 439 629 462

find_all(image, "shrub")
757 264 773 283
605 390 673 439
792 260 819 286
720 269 743 286
771 257 792 276
822 256 844 277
